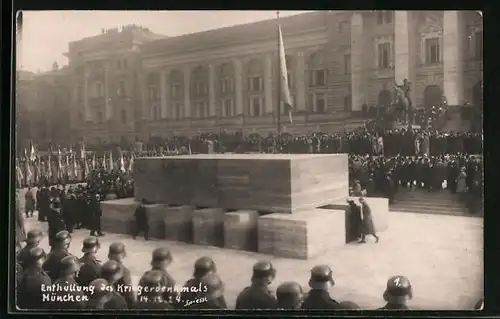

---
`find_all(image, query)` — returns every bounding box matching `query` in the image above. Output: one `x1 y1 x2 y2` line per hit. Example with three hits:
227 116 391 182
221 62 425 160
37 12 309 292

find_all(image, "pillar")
295 51 306 110
104 63 111 121
160 70 168 118
443 11 464 106
84 68 90 122
183 66 191 118
264 54 273 114
350 12 365 112
208 64 216 116
394 11 410 85
139 72 148 121
234 59 244 115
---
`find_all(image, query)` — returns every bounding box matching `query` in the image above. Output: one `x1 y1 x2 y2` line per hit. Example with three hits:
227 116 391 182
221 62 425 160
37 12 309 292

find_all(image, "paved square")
20 203 483 310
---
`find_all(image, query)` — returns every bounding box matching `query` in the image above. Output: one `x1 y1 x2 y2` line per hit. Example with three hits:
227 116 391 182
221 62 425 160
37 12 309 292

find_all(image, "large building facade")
19 11 483 146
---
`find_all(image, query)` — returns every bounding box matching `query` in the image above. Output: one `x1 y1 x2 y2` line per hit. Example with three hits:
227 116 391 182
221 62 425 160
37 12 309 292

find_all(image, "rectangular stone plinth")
163 205 194 243
134 154 348 214
192 208 225 247
145 204 167 239
257 209 345 259
101 198 137 235
223 210 259 252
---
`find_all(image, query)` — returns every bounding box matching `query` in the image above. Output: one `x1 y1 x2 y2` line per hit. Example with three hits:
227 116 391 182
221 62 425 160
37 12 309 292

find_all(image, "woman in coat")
359 197 379 243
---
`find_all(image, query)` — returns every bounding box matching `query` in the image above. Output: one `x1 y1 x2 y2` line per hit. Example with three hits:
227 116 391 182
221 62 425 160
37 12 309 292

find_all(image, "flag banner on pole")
73 153 78 179
128 154 134 173
30 143 37 162
102 154 107 171
109 152 114 171
80 142 86 160
24 148 28 160
278 23 293 125
16 161 24 186
120 153 126 173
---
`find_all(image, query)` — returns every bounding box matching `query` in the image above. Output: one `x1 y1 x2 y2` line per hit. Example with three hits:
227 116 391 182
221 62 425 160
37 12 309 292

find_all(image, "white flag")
278 23 293 124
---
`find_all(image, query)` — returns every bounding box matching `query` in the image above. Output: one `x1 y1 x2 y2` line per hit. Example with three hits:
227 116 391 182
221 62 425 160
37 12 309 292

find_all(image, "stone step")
393 199 465 210
390 203 465 214
389 206 468 217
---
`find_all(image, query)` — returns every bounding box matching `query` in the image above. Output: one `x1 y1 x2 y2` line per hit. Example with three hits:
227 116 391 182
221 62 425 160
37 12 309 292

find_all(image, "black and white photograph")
14 10 483 311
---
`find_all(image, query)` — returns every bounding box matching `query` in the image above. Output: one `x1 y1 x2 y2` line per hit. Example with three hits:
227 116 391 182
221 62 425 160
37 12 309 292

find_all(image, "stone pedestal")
258 209 345 259
223 210 259 252
192 208 226 247
101 198 137 235
163 205 194 243
134 154 349 214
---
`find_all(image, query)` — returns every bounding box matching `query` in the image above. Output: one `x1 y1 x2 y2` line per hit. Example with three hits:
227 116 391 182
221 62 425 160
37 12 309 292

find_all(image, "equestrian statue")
392 78 413 125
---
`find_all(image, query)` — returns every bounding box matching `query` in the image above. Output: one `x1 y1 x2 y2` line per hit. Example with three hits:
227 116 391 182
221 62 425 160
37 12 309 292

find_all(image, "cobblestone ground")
16 188 483 310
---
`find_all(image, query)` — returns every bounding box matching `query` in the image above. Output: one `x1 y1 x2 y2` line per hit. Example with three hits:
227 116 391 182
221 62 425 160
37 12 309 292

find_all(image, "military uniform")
235 261 277 309
133 201 149 240
138 248 178 304
17 230 43 269
89 193 104 236
108 242 136 307
134 270 174 310
184 273 226 309
77 237 102 287
85 278 128 310
17 247 51 310
43 231 72 281
276 281 304 309
50 256 86 309
47 199 66 247
379 275 412 310
302 265 340 310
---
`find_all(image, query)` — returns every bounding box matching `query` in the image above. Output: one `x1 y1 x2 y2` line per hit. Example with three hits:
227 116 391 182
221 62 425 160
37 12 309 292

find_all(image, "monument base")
101 198 137 235
223 210 259 252
258 208 345 259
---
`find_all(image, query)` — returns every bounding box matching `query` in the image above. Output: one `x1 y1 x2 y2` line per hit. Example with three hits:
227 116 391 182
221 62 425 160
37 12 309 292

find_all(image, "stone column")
350 12 365 112
139 72 148 121
264 54 273 114
160 70 168 118
104 63 111 121
295 51 306 110
234 59 244 115
84 68 91 121
394 11 410 84
183 66 191 118
208 64 216 116
443 11 464 106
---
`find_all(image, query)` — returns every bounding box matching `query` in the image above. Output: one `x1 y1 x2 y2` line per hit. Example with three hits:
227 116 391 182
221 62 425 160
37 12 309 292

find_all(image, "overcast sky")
17 10 312 72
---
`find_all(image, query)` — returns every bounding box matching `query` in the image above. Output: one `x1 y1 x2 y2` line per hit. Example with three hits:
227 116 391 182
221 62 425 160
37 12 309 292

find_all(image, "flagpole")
276 11 282 137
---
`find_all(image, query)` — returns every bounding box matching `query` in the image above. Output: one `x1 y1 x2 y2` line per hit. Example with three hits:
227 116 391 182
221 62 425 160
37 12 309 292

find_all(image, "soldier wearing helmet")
338 300 361 310
379 275 412 310
185 273 226 309
76 236 102 288
301 265 340 309
138 247 178 305
108 242 135 307
85 278 127 310
17 229 43 269
17 247 51 309
235 260 277 309
134 270 174 310
50 255 86 309
101 260 123 286
43 230 72 281
276 281 304 309
180 256 226 308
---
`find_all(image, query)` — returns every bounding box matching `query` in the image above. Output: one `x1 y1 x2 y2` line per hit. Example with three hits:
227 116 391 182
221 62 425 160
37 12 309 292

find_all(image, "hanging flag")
102 153 108 171
188 143 192 155
128 154 134 173
120 153 126 173
278 21 293 125
47 154 53 182
109 152 114 171
80 142 86 160
16 160 24 186
57 146 64 180
92 153 96 170
25 161 32 186
72 153 78 179
30 142 37 162
24 148 28 160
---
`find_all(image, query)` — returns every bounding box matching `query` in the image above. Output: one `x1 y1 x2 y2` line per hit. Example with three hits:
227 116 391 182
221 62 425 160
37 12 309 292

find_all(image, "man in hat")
77 236 102 287
346 199 362 243
89 191 105 237
181 256 223 308
25 187 36 218
276 281 304 309
107 242 135 307
43 230 72 281
134 270 174 309
62 189 77 233
47 197 66 247
37 185 50 222
301 265 340 309
235 260 277 309
133 198 149 240
50 255 86 309
17 229 43 269
138 247 178 303
379 275 412 310
17 247 51 310
359 197 380 243
184 273 227 309
85 278 128 310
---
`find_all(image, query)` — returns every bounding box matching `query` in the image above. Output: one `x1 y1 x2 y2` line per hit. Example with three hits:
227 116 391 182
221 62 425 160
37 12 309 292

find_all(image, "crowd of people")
18 229 485 310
